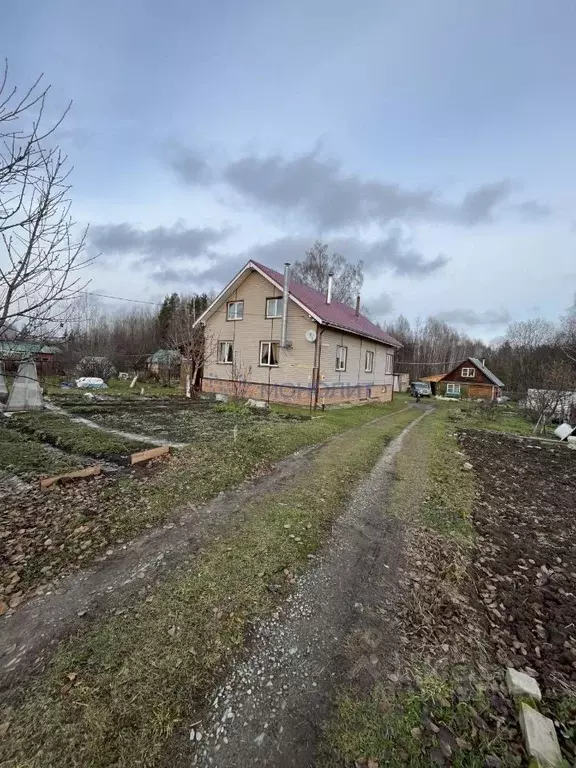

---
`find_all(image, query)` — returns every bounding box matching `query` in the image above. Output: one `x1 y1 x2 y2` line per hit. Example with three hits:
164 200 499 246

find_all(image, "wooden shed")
435 358 504 400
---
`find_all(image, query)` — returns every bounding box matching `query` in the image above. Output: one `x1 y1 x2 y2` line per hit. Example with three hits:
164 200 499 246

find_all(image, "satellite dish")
305 329 317 343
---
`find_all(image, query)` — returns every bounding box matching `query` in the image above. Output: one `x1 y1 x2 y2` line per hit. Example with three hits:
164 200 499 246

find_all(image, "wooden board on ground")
130 445 170 465
41 465 102 489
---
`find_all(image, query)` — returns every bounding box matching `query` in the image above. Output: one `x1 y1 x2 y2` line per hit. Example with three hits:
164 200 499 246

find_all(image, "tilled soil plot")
460 431 576 699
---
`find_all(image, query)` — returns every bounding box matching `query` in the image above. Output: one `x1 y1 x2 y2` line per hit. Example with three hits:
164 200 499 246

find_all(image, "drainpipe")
355 295 361 316
280 262 290 348
312 327 325 410
326 272 334 304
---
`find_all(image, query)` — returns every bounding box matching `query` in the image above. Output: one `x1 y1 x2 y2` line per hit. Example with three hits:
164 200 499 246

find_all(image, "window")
260 341 280 367
461 367 476 378
365 350 374 373
336 345 347 371
226 301 244 321
446 382 461 395
217 341 234 363
266 297 283 318
385 353 394 374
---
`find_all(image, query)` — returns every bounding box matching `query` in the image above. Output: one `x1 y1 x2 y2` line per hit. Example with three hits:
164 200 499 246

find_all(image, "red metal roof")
251 261 401 348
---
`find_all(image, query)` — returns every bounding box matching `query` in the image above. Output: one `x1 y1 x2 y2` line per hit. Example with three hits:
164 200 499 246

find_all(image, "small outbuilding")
434 357 504 400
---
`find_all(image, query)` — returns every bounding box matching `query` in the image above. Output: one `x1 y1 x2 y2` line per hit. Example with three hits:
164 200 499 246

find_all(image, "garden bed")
6 412 154 461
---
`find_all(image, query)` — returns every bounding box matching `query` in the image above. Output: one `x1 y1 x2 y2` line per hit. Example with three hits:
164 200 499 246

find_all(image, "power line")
82 291 163 306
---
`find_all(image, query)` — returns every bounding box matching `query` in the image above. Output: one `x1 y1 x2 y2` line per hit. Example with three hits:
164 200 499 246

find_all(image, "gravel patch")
195 409 431 767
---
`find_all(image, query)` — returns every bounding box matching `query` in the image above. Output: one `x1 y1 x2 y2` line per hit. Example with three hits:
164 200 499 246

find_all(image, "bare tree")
291 241 363 306
229 357 252 400
523 359 576 433
0 62 93 337
168 297 215 397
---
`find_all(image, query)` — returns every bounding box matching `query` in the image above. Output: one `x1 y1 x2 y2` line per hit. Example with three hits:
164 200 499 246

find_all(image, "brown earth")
460 430 576 696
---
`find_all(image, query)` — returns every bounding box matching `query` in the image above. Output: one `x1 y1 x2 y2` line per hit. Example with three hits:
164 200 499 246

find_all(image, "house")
194 260 402 406
433 358 504 400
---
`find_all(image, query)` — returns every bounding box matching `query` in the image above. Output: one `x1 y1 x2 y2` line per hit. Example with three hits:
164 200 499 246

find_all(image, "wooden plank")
130 445 170 465
40 465 102 489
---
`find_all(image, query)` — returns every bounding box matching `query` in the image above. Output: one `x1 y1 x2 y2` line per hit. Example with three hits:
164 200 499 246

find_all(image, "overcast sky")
4 0 576 339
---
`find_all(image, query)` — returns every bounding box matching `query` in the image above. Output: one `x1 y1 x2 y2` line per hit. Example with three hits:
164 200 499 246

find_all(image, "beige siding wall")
203 269 317 387
319 328 395 390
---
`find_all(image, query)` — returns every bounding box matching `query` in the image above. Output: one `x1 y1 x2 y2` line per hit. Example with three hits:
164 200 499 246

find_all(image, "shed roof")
421 374 446 382
468 357 505 387
0 341 60 357
147 349 181 365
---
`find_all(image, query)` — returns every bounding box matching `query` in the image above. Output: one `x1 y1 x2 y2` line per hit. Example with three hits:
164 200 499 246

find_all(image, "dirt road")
192 409 431 767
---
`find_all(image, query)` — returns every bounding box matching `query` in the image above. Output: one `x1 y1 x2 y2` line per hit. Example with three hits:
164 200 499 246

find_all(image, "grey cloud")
167 146 213 185
149 232 448 292
459 180 513 225
89 221 231 264
514 200 551 220
169 146 543 230
222 151 436 230
434 308 511 327
365 291 394 317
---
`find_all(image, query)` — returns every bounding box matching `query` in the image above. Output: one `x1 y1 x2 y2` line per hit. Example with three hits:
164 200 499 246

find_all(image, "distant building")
0 341 61 375
430 357 504 400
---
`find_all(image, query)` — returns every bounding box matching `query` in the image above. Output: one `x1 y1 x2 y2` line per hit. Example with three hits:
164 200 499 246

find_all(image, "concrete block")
519 704 563 767
215 393 229 403
506 668 542 702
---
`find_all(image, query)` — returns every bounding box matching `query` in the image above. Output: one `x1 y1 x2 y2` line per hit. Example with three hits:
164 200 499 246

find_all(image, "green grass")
6 412 153 460
43 376 186 399
444 400 547 437
1 407 420 768
320 681 520 768
89 398 414 536
0 424 78 479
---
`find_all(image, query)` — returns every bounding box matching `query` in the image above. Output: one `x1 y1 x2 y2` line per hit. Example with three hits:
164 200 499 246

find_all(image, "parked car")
409 381 432 398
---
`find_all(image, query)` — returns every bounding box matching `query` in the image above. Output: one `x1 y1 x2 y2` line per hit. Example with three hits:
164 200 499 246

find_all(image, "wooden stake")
130 445 170 465
41 465 102 489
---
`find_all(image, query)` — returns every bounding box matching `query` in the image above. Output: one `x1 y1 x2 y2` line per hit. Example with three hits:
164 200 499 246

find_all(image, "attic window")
227 301 244 321
266 297 283 318
461 367 476 378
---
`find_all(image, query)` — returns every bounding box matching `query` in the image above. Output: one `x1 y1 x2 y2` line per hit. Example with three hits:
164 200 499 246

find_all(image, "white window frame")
385 353 394 374
446 382 461 395
265 297 283 319
217 341 234 364
461 367 476 378
226 301 244 321
259 340 280 367
365 350 374 373
336 345 347 371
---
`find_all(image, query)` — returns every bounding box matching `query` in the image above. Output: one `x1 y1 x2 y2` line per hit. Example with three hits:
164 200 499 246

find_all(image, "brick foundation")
201 377 393 406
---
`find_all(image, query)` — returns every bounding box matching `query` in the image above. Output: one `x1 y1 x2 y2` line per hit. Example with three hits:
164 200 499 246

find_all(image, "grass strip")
0 424 78 479
318 412 516 767
1 407 419 768
7 412 152 460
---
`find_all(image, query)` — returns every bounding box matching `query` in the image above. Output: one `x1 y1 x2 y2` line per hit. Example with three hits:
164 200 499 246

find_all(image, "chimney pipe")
280 262 290 348
326 272 334 305
355 295 361 317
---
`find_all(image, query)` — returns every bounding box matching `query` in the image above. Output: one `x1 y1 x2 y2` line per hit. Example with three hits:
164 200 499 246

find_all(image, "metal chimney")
355 295 361 316
327 272 334 304
280 262 290 347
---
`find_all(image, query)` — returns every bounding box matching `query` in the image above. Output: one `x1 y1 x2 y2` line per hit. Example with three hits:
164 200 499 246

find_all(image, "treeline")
64 293 210 373
385 312 576 394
